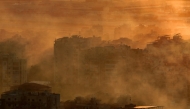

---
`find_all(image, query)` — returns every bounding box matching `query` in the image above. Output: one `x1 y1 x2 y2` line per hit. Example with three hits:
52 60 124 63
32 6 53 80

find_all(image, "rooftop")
10 83 51 92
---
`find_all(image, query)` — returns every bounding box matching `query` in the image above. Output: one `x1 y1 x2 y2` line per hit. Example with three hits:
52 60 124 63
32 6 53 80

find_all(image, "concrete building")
0 99 5 109
0 53 27 93
54 35 102 83
0 83 60 109
54 35 102 63
53 35 135 86
62 97 110 109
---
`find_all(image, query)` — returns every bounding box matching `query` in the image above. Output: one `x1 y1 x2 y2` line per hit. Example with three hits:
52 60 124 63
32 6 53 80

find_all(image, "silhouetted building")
82 45 131 75
0 83 60 109
54 35 139 86
0 99 5 109
62 97 110 109
0 53 27 93
62 99 163 109
54 35 102 83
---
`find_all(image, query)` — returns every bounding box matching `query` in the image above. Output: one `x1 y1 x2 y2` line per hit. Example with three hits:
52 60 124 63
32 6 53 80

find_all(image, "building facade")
0 53 27 93
0 83 60 109
54 35 102 83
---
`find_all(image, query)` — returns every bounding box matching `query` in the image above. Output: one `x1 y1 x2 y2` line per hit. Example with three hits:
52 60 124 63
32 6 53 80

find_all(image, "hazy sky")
1 1 190 107
0 0 190 40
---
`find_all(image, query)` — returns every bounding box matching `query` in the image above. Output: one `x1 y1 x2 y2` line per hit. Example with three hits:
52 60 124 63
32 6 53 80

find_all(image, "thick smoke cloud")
51 34 190 109
0 0 190 109
0 30 55 82
0 0 190 44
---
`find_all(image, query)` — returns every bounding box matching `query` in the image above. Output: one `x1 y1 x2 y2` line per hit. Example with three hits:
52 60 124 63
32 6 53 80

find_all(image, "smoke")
0 0 190 42
0 0 190 109
51 34 190 109
1 33 190 109
0 30 55 83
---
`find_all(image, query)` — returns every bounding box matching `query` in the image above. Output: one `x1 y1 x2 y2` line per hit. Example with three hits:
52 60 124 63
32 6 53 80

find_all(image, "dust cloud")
0 0 190 109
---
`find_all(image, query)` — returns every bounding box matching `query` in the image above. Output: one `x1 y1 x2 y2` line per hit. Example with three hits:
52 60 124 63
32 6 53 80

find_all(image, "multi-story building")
53 35 136 85
0 99 5 109
0 53 27 93
0 83 60 109
54 35 102 83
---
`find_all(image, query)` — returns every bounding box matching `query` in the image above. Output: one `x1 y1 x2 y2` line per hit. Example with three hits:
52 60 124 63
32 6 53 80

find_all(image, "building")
53 35 136 85
0 53 27 93
54 35 102 83
0 83 60 109
0 99 5 109
62 97 110 109
61 98 163 109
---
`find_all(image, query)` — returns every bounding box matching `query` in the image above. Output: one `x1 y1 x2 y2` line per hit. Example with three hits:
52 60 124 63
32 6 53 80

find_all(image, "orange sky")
0 0 190 40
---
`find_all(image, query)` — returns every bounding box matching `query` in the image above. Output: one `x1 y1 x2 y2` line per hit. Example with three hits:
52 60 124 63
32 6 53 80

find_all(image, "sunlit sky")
0 0 190 40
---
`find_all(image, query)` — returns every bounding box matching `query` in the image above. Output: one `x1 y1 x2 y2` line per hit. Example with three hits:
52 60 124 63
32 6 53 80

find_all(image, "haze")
1 1 190 109
1 0 190 39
